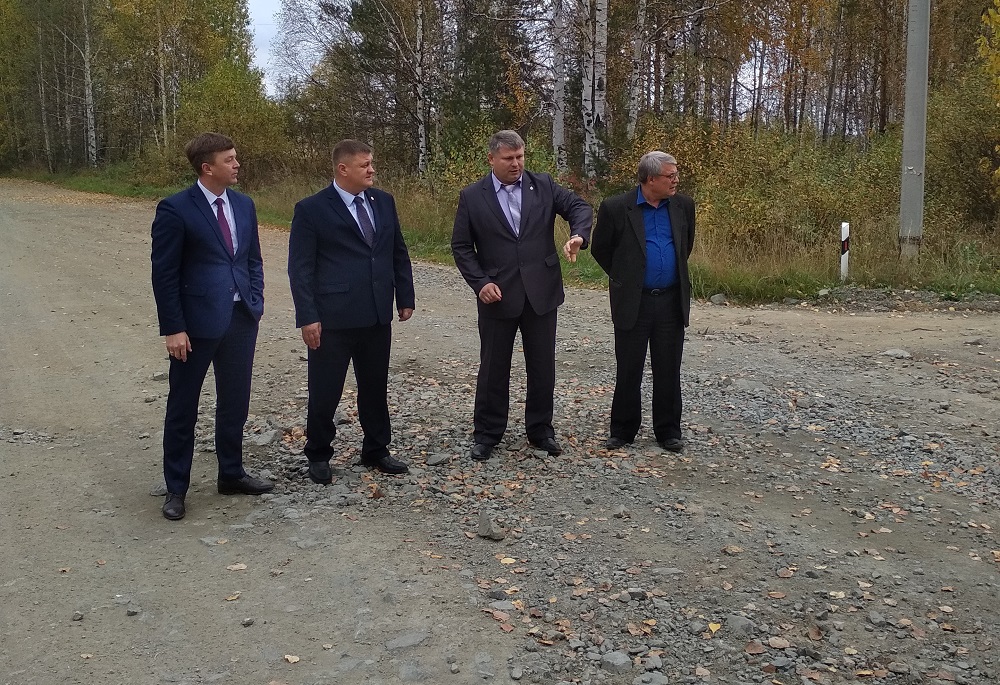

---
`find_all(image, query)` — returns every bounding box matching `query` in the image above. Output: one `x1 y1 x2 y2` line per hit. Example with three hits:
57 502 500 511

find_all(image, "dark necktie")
353 196 376 246
214 198 235 255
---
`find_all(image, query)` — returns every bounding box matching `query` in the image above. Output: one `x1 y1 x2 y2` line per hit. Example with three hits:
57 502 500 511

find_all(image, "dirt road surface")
1 178 999 685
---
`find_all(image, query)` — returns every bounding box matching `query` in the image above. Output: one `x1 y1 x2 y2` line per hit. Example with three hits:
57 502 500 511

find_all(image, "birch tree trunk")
822 0 844 141
38 68 53 172
551 0 570 173
80 0 97 167
582 0 607 176
625 0 648 140
157 11 168 150
414 0 427 174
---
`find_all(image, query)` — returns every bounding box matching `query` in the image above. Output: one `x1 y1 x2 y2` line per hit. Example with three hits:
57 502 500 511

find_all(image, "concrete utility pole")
899 0 930 259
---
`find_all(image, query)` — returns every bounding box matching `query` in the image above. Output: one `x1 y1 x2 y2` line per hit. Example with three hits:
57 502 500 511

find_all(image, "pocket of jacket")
318 283 350 294
181 284 206 296
544 253 559 267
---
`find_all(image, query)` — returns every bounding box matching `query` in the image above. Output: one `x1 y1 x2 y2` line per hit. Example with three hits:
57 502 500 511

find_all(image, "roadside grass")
14 164 183 199
9 168 1000 303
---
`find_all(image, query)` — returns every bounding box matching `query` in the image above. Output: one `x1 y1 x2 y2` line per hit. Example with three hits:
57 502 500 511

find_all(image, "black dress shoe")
162 493 186 520
360 454 409 474
307 460 333 484
470 443 494 461
529 437 563 456
218 474 275 495
605 436 631 449
658 438 685 453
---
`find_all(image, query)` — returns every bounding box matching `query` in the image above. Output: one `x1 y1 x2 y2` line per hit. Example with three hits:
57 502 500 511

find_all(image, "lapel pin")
529 185 534 191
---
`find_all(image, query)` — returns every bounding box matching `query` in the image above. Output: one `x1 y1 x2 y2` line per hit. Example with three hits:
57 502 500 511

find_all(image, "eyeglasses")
656 172 680 181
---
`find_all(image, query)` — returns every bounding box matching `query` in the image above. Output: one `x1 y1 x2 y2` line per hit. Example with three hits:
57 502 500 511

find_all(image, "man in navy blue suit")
288 140 415 480
151 132 273 521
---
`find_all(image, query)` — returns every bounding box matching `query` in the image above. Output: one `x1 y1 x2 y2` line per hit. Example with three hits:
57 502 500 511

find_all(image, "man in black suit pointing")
451 130 592 461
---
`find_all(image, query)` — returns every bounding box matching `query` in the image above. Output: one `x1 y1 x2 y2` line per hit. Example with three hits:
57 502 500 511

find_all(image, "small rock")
601 651 632 674
425 453 450 466
250 430 277 446
72 611 84 621
633 674 669 685
386 631 429 651
241 618 254 627
725 614 755 636
710 293 728 305
510 665 523 680
887 662 910 674
151 371 168 381
881 348 912 359
149 482 168 496
612 505 630 519
125 605 140 616
478 510 506 541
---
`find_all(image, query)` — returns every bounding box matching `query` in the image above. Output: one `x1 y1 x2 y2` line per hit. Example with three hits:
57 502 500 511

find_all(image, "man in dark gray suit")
451 130 593 461
591 151 695 452
288 140 415 479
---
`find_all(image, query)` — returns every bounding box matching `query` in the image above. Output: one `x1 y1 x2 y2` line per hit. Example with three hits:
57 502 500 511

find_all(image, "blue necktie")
354 196 376 246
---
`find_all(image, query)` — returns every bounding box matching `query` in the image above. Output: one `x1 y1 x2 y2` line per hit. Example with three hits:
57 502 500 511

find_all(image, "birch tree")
581 0 607 175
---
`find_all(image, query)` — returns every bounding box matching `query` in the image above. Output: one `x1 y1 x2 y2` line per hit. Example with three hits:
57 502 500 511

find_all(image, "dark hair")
332 139 374 166
184 133 236 176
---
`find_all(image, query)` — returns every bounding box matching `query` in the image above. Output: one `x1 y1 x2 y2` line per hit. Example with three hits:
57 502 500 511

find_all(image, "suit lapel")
481 175 515 237
668 197 687 256
190 185 233 258
325 184 368 245
627 193 647 259
366 192 384 248
230 192 250 257
516 173 535 236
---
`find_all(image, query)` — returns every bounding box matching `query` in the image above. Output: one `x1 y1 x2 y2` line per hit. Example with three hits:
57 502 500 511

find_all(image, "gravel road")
1 178 999 685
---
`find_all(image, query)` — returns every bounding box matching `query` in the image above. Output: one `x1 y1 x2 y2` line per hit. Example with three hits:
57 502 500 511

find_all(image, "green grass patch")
12 164 184 199
12 165 1000 302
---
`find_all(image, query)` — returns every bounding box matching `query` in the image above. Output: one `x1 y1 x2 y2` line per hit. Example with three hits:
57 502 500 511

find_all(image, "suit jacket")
287 184 415 330
151 184 264 339
451 170 593 319
591 188 695 330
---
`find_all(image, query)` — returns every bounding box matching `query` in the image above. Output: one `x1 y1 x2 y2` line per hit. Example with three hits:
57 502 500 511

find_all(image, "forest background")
3 0 1000 300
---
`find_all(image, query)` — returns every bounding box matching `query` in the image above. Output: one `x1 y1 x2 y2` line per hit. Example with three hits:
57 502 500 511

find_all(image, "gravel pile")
177 264 999 684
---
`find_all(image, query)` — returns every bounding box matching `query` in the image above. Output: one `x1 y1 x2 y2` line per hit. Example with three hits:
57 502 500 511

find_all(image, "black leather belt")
642 285 677 296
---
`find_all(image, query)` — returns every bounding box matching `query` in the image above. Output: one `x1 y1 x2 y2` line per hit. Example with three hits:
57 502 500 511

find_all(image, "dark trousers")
610 287 685 443
304 323 392 462
163 303 257 495
474 301 557 445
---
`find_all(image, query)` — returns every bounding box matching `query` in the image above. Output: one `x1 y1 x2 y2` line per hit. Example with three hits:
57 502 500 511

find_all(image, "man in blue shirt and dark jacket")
591 151 695 452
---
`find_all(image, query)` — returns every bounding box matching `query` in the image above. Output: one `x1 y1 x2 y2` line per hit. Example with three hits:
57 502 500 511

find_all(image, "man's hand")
478 283 502 304
301 322 322 350
165 332 192 362
563 235 585 263
398 308 413 322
